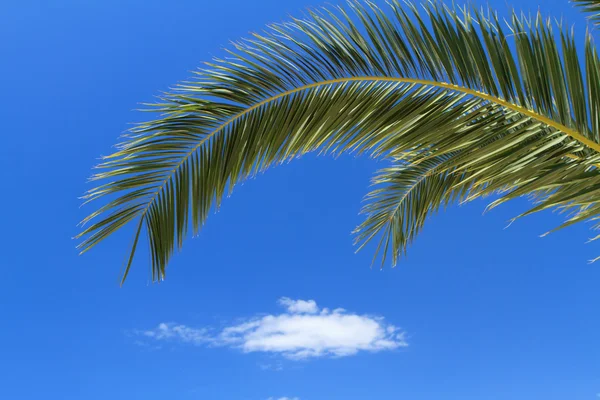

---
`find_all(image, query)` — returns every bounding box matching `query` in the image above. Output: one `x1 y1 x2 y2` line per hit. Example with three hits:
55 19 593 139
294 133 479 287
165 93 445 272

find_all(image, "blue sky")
1 0 599 399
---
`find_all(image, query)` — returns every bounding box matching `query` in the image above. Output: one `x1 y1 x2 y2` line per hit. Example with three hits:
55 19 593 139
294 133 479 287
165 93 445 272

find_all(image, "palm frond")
573 0 600 27
78 0 600 283
354 154 473 266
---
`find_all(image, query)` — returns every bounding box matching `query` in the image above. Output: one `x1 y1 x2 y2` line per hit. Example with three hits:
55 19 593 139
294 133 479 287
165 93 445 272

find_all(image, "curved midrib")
138 76 600 221
388 160 445 222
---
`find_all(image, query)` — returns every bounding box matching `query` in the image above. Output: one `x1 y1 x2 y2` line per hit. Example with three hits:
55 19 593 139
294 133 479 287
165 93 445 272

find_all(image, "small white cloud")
278 297 318 314
140 323 213 345
267 397 299 400
258 361 284 371
135 298 407 360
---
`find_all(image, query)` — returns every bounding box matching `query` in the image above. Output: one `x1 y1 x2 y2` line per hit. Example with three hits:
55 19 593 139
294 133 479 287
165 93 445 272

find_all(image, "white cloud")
278 298 318 314
136 298 407 360
267 397 299 400
258 361 283 371
140 322 213 345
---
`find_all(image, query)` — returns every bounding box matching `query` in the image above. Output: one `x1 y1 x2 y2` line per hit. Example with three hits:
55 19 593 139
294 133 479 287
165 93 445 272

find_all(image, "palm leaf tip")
79 0 600 283
573 0 600 27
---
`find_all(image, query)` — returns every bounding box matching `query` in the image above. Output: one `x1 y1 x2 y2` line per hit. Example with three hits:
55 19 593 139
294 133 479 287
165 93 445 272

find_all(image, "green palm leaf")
78 0 600 283
573 0 600 27
354 154 474 266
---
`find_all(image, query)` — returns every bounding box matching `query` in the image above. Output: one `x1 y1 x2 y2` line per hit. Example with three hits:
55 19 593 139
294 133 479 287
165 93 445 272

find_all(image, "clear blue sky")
1 0 599 399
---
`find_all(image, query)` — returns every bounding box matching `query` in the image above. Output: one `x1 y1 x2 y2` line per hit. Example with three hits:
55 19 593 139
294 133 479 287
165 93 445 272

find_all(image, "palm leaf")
573 0 600 27
78 0 600 283
354 154 474 266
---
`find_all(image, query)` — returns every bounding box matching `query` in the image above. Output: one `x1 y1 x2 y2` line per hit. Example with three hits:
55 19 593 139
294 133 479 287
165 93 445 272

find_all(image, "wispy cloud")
267 397 299 400
141 323 212 345
258 361 284 371
135 298 407 360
